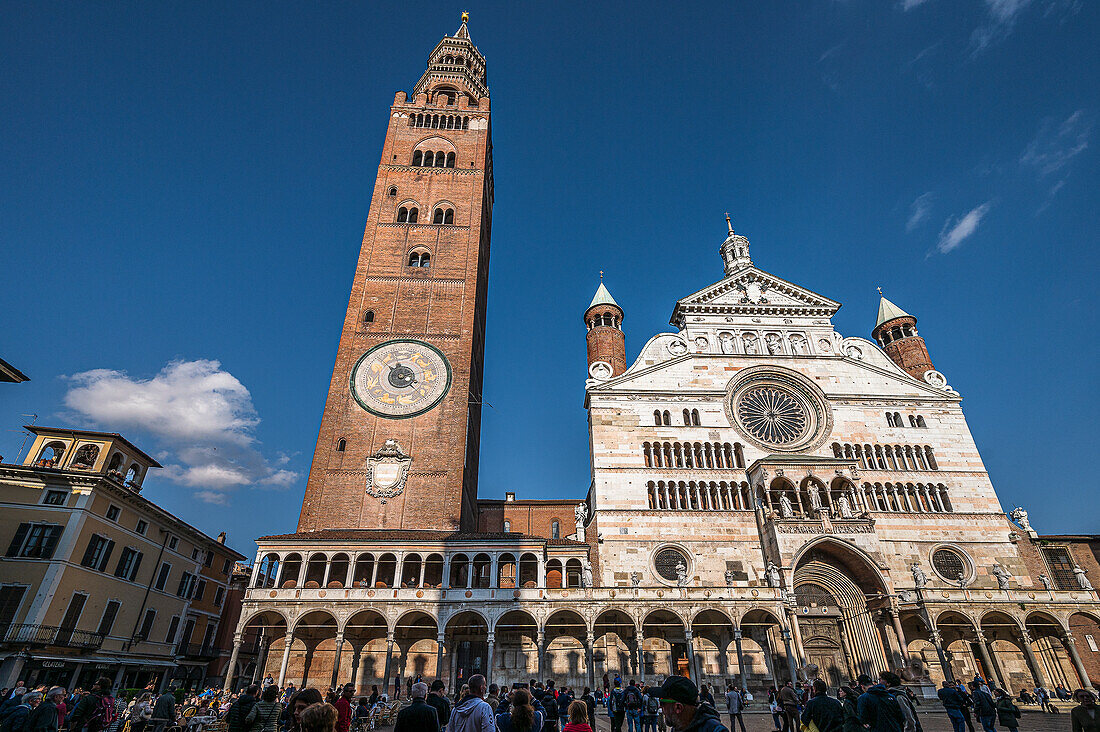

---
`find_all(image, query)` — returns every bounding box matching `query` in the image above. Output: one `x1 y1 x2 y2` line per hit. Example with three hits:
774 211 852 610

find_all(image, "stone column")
780 627 799 684
928 629 954 685
586 632 596 690
1017 630 1050 690
370 560 379 589
684 630 697 683
890 609 908 665
1061 633 1095 691
382 633 395 694
331 632 345 687
837 622 858 681
436 633 446 682
486 632 496 685
278 631 294 687
249 561 262 588
395 554 405 589
442 557 451 589
419 561 426 588
786 610 806 666
253 635 270 684
350 644 363 693
974 633 1003 690
223 634 243 691
273 559 285 588
537 631 546 678
322 559 332 587
537 560 546 588
490 556 499 589
733 628 746 686
296 556 308 587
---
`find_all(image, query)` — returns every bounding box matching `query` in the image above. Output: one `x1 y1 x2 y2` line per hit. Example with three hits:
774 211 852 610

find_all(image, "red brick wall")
298 88 493 532
585 305 627 376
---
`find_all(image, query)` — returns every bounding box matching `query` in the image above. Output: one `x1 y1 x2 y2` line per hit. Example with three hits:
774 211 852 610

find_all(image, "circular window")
725 366 832 452
931 548 969 581
736 386 808 445
653 547 689 582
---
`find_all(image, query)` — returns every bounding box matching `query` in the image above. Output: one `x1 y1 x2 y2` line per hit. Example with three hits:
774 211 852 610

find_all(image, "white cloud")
64 359 299 503
937 202 993 253
906 192 935 232
971 0 1034 52
1020 110 1091 177
900 0 932 10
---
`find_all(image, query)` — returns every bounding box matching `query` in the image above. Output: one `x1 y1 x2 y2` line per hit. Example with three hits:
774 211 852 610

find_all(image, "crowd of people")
1 670 1096 732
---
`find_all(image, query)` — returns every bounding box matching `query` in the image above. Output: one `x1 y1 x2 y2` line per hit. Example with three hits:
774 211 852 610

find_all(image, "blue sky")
2 1 1097 554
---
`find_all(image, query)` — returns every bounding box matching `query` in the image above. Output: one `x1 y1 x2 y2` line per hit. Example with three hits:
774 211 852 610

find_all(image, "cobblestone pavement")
589 708 1072 732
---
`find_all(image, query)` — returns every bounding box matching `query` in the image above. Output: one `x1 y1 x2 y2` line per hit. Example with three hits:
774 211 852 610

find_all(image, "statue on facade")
675 561 688 586
1009 506 1031 532
1038 573 1054 591
719 332 735 354
836 494 853 518
991 564 1011 591
630 572 641 588
808 487 822 512
575 502 588 524
910 563 927 589
956 571 968 589
724 569 734 587
766 334 782 355
790 335 807 355
582 560 593 589
743 335 758 354
1073 564 1093 591
765 562 782 589
778 493 794 518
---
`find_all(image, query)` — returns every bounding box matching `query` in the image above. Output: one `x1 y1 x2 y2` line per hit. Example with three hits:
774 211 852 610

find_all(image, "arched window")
433 208 445 224
336 439 346 452
550 520 560 539
363 310 374 324
107 453 123 474
893 412 902 426
446 152 456 168
419 252 430 268
691 409 700 426
408 207 418 223
662 411 671 426
411 151 422 166
503 520 511 532
388 186 397 196
443 209 454 224
653 411 662 426
917 415 927 428
462 116 469 130
397 207 409 223
408 252 421 267
423 151 435 167
908 415 918 427
683 409 691 426
885 412 894 427
434 152 445 168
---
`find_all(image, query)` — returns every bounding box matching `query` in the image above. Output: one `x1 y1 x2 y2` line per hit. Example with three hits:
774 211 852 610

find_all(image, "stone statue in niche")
818 339 832 353
724 569 734 586
694 336 709 352
1074 564 1093 591
582 560 593 588
766 334 782 355
808 487 822 511
765 562 782 588
790 335 807 355
778 493 794 518
910 563 927 588
630 572 641 587
1038 573 1054 591
836 494 853 518
743 334 758 354
719 332 735 354
991 564 1011 590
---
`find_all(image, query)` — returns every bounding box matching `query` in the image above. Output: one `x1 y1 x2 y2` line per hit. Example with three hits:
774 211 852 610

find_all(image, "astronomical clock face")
350 339 452 419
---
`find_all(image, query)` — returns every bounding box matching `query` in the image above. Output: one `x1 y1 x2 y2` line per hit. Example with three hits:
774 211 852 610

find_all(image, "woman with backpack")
68 678 116 732
993 690 1020 732
244 687 283 732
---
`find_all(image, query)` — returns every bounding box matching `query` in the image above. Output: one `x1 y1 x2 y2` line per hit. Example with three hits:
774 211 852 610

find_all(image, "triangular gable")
672 266 840 321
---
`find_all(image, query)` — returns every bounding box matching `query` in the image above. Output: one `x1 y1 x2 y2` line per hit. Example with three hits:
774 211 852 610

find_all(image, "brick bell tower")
871 291 934 380
584 277 627 377
298 14 493 533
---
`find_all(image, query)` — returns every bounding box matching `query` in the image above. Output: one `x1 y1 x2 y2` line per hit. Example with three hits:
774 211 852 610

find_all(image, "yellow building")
0 426 245 691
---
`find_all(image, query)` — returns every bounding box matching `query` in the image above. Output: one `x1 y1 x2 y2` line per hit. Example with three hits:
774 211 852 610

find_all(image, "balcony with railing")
178 643 219 661
1 624 105 650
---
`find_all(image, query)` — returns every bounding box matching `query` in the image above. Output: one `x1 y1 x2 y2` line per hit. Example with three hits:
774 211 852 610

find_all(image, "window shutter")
6 524 29 557
81 536 101 567
42 526 63 559
129 552 143 581
114 550 128 578
98 540 115 572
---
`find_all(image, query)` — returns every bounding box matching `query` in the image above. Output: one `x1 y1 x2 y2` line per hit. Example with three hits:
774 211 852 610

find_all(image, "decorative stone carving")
818 339 832 353
694 336 709 352
588 361 612 381
724 570 734 587
845 345 863 360
778 494 794 518
1009 507 1031 532
366 439 412 501
910 563 928 588
630 572 641 588
742 334 758 354
790 335 807 355
1038 573 1054 591
718 332 735 354
765 562 782 588
1073 564 1093 591
991 564 1011 590
765 334 782 355
675 561 688 586
668 339 688 356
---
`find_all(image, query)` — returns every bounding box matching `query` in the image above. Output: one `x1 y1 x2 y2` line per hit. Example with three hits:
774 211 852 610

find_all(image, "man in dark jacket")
777 682 799 732
654 676 727 732
938 681 968 732
881 673 918 732
425 681 450 732
855 675 904 732
395 683 439 732
1071 689 1100 732
801 680 843 732
227 685 259 732
0 693 41 732
149 689 176 732
966 682 996 732
26 688 65 732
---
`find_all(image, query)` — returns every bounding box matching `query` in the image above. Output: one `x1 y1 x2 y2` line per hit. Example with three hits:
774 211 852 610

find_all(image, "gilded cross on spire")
599 270 604 281
461 10 469 22
877 286 883 295
725 212 734 236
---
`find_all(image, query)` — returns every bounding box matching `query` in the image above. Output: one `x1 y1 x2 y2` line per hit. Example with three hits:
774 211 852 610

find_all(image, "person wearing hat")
655 677 726 732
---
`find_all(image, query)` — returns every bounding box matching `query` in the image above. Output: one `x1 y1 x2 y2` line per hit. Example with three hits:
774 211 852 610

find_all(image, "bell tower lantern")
871 292 934 380
584 277 627 377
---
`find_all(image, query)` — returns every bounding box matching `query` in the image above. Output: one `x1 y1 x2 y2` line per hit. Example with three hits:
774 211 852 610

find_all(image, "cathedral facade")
228 18 1099 697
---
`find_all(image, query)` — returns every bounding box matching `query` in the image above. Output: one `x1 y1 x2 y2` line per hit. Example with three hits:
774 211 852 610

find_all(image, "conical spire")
589 281 619 310
875 290 913 328
455 11 471 40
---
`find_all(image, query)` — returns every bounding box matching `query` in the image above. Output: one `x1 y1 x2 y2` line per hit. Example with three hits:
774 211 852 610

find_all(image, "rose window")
653 548 689 582
735 386 808 445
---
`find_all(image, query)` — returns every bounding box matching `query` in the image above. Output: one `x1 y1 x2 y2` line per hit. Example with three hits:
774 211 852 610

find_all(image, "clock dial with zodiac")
350 339 452 419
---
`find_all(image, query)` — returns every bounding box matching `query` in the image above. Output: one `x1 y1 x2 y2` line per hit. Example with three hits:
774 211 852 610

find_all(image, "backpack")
623 688 642 711
646 695 660 715
609 690 625 715
85 695 117 732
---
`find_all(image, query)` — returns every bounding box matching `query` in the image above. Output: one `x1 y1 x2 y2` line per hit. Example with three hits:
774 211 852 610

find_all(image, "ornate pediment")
671 267 840 324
